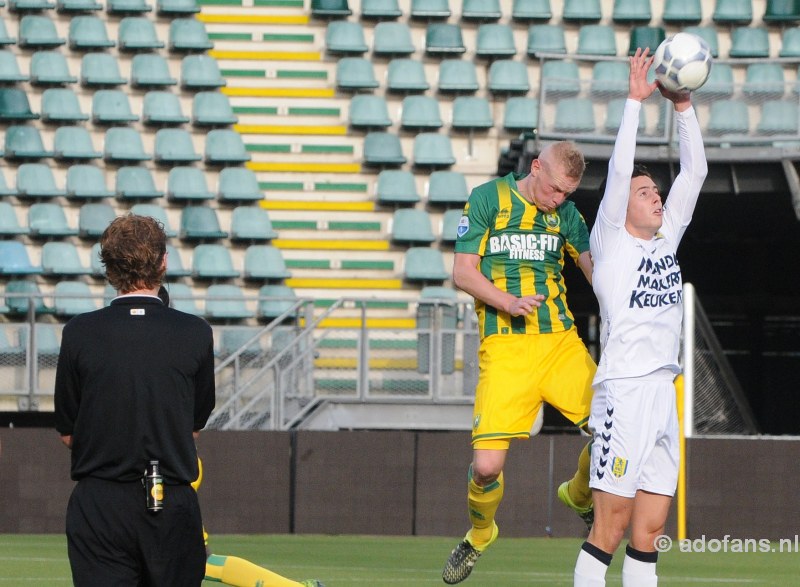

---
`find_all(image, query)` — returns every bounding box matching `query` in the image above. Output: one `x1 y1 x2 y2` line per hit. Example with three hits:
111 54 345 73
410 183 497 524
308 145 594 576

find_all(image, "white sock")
574 542 611 587
622 545 658 587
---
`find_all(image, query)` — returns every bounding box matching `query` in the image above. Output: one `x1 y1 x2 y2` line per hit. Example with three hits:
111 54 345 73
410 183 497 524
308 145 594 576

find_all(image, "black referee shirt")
54 295 215 485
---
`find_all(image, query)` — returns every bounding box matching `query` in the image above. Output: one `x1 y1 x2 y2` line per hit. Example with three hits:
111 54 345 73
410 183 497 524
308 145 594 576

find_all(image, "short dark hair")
598 163 660 196
100 214 167 293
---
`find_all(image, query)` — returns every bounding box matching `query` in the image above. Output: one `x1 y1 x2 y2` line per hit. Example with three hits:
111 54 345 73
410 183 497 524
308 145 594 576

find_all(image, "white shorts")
588 375 679 498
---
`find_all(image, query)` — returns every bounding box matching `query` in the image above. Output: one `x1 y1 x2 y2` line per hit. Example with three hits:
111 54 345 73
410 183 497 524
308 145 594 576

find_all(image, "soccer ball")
652 32 713 93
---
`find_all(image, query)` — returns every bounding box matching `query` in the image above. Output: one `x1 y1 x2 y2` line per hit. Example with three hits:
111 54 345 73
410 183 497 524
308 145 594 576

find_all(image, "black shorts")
66 477 206 587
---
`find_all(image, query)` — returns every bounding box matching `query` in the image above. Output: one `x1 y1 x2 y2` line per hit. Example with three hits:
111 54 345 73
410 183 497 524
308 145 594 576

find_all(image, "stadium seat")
168 18 212 52
28 202 76 237
554 97 596 133
257 284 298 320
54 281 97 317
0 89 38 121
764 0 800 23
684 26 719 57
590 60 629 97
118 17 164 51
628 26 666 55
0 19 16 45
92 90 139 124
180 206 227 240
410 0 450 20
205 284 253 320
541 60 581 98
743 63 786 100
663 0 703 25
130 203 176 236
604 98 645 133
387 58 430 93
391 208 435 244
89 242 104 276
69 16 115 50
427 170 469 205
0 51 29 83
41 89 88 123
577 24 617 56
164 283 199 314
5 126 52 160
130 54 178 88
362 132 407 167
166 166 213 200
216 326 265 358
58 0 102 12
707 99 750 135
217 167 262 202
192 92 237 126
400 95 443 129
361 0 402 19
30 51 76 86
440 208 462 243
192 244 239 279
116 166 163 200
154 128 201 164
21 324 63 358
413 133 455 168
165 245 190 278
157 0 198 15
503 97 539 132
205 130 251 165
695 62 734 98
526 24 567 56
425 23 466 55
81 52 126 86
460 0 499 20
142 91 190 126
452 96 493 130
713 0 752 24
476 24 517 58
488 59 530 94
54 127 102 160
335 57 379 91
107 0 152 13
243 245 291 280
10 0 55 9
437 59 479 93
78 202 116 238
349 94 392 129
563 0 602 22
325 21 368 54
512 0 552 21
66 164 113 199
758 100 799 134
780 26 800 56
4 280 51 314
104 127 152 162
19 16 65 49
376 170 420 205
373 22 415 57
729 26 770 58
180 55 225 89
612 0 651 23
404 247 448 281
0 242 41 275
230 206 277 242
0 201 27 236
41 242 89 276
16 163 64 198
311 0 351 18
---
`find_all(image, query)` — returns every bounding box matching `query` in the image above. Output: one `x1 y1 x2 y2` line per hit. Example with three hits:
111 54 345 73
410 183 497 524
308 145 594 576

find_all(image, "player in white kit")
572 49 708 587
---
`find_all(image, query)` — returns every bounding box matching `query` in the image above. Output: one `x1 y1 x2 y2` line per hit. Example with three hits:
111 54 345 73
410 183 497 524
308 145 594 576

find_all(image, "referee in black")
55 214 216 586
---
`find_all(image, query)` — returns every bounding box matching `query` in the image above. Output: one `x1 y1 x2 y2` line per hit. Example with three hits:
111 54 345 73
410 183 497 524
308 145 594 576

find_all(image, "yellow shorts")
472 329 596 449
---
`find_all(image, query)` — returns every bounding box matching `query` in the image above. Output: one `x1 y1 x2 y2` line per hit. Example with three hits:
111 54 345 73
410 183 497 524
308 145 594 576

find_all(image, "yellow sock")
205 554 303 587
568 442 593 509
467 469 504 548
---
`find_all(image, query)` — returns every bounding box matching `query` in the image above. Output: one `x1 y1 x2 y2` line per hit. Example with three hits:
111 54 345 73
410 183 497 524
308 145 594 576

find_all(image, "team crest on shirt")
544 213 560 229
612 456 628 478
457 215 470 238
473 414 481 430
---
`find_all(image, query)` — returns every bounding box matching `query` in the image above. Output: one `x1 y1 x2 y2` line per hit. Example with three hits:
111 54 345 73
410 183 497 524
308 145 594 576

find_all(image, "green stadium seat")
488 59 530 94
131 54 177 88
69 16 115 50
349 94 392 129
54 281 97 317
541 60 581 97
325 21 368 54
165 245 191 278
0 242 42 275
0 201 27 235
335 57 379 91
5 280 51 314
216 326 265 358
92 89 139 124
404 247 448 282
81 52 126 86
21 324 63 357
41 89 88 122
166 166 213 200
0 19 16 45
663 0 703 25
612 0 651 23
684 26 719 57
57 0 102 11
205 129 251 165
10 0 55 9
157 0 198 15
417 285 458 373
17 163 64 198
164 283 200 314
217 167 262 202
30 51 76 86
78 202 116 238
462 0 501 20
413 133 455 168
743 63 786 99
452 96 493 130
19 16 65 49
89 242 104 276
361 0 401 19
0 89 39 121
503 97 538 132
376 170 420 205
758 100 798 134
243 245 291 280
577 24 617 56
104 127 152 162
628 26 666 56
131 203 176 236
154 128 201 164
205 284 253 320
729 26 770 58
0 51 29 83
604 98 645 133
363 132 407 167
181 55 225 89
780 26 800 56
695 62 734 98
230 206 277 242
142 91 190 126
425 23 466 56
764 0 800 23
526 24 566 56
590 61 629 97
108 0 152 13
28 202 76 237
713 0 752 24
168 18 212 52
563 0 602 22
373 22 415 57
387 58 429 93
257 284 298 320
311 0 351 18
192 245 240 279
410 0 450 20
66 164 113 199
476 24 517 58
440 208 462 243
192 92 236 126
5 126 53 159
118 17 164 51
400 95 443 129
512 0 552 21
391 208 435 244
708 99 750 135
41 242 89 277
54 127 102 160
116 166 163 200
180 206 227 240
427 170 468 205
554 97 596 133
437 59 479 93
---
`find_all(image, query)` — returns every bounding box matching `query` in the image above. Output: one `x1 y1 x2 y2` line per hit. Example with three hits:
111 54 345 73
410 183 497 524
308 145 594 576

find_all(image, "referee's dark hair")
100 214 167 294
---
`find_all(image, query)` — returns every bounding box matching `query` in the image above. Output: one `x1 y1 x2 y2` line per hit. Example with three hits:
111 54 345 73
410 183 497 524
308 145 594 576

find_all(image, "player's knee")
470 465 501 486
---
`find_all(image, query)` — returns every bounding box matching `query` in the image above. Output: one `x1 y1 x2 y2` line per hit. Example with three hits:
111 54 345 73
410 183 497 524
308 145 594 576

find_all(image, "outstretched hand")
628 48 657 103
656 82 692 112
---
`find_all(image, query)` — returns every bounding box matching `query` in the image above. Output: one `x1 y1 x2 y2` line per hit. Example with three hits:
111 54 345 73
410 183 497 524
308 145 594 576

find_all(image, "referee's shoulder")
163 306 213 334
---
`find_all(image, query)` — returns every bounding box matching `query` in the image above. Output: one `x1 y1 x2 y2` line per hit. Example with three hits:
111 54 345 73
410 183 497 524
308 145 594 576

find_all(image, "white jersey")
591 99 707 385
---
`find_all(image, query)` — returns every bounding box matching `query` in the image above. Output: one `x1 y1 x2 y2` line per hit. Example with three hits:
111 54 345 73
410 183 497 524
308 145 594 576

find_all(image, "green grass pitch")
1 534 795 585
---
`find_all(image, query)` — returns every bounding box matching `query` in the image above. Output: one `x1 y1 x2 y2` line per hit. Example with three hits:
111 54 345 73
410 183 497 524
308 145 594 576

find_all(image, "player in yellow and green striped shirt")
443 142 597 584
